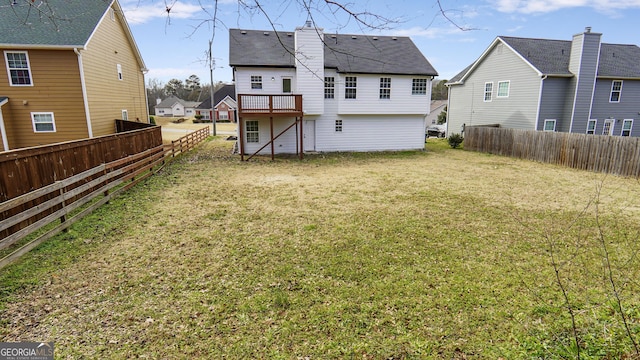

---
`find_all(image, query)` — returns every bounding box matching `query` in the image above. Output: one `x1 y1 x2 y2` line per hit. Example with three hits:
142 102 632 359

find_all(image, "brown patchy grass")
1 138 640 358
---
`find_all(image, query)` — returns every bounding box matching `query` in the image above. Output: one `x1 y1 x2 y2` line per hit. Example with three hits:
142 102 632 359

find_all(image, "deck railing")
237 94 303 116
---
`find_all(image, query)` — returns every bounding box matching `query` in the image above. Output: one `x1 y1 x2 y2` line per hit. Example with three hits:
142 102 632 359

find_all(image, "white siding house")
229 23 438 158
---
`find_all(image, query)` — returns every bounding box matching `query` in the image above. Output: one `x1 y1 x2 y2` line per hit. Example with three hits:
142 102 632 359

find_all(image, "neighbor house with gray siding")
229 22 438 157
446 28 640 138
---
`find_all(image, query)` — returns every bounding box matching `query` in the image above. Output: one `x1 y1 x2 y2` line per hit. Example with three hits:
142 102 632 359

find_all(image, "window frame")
586 119 597 135
335 119 343 132
621 119 633 136
484 82 493 102
324 77 335 99
246 120 259 143
543 119 556 132
379 77 391 99
5 51 33 86
609 80 623 103
603 118 615 136
282 77 292 93
411 78 427 95
31 112 56 133
218 112 229 120
345 76 357 99
121 110 128 120
250 75 263 90
497 80 510 98
117 64 123 80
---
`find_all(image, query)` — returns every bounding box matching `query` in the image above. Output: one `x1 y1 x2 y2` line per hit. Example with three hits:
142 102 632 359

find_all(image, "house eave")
0 44 85 50
597 75 640 80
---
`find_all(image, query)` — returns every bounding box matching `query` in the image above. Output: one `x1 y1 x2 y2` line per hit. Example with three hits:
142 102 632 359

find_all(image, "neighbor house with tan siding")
0 0 148 151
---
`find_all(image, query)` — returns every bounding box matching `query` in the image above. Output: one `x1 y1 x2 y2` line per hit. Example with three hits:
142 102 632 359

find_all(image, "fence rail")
464 127 640 177
165 126 211 157
0 123 211 269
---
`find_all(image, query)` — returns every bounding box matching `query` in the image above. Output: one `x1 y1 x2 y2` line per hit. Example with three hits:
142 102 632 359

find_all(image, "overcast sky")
120 0 640 86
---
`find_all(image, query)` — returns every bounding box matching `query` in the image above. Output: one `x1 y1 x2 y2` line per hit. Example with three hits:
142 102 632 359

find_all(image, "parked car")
426 123 447 138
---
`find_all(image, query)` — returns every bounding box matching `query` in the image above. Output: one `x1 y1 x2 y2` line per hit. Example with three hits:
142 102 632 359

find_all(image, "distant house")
446 28 640 137
229 23 437 158
426 100 447 125
154 96 201 117
195 84 237 122
0 0 148 151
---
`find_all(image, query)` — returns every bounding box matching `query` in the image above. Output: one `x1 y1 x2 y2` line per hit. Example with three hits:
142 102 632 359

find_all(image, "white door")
304 120 315 152
603 119 614 136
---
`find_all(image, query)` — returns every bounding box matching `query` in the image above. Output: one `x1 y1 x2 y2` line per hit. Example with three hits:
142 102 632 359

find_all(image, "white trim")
483 82 493 102
75 48 93 137
0 98 9 151
609 80 623 103
117 64 123 80
586 119 597 134
31 112 56 133
603 118 615 136
496 80 510 98
543 119 556 132
4 50 34 87
535 76 546 131
587 41 601 121
621 119 633 136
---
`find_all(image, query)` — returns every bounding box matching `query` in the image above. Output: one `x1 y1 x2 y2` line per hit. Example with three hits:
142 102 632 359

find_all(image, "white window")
379 77 391 99
412 79 427 95
610 80 622 103
251 76 262 90
121 110 128 120
603 118 614 136
246 120 259 143
218 112 229 120
497 81 510 98
117 64 123 80
484 82 493 102
5 51 33 86
621 119 633 136
335 119 342 132
324 77 334 99
31 112 56 132
345 76 357 99
586 119 597 135
543 119 556 131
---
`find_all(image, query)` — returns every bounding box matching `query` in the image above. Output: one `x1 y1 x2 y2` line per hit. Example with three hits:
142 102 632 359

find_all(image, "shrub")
194 114 204 120
149 116 156 125
448 133 464 149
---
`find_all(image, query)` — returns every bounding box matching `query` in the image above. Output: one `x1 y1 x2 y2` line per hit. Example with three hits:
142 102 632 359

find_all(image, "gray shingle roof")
196 84 236 109
0 0 112 47
229 28 438 76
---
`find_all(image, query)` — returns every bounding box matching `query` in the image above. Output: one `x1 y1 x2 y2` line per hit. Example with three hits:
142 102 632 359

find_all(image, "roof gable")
0 0 112 48
449 35 640 85
229 29 438 76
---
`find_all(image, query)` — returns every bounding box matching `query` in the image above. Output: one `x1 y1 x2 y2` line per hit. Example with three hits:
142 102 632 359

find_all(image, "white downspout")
0 98 9 151
75 48 93 138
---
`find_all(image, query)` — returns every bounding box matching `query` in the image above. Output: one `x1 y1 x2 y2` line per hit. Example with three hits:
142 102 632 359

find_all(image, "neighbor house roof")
0 0 146 70
196 84 237 110
448 35 640 85
155 96 200 109
229 28 438 76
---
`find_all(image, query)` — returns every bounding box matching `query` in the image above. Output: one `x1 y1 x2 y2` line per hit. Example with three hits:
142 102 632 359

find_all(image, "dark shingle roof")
598 43 640 78
229 29 438 76
197 84 236 109
0 0 112 47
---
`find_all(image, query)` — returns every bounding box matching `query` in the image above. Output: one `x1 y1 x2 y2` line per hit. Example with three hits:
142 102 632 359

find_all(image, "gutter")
74 48 93 138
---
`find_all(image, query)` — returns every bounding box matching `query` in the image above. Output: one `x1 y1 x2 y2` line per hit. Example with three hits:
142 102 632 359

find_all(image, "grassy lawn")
1 138 640 358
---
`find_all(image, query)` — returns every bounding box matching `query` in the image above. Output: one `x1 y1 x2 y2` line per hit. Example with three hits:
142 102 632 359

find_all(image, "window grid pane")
484 82 493 102
379 77 391 99
622 120 633 136
324 77 334 99
6 52 32 85
587 120 596 134
246 120 259 143
251 76 262 90
345 76 357 99
497 81 509 97
32 113 54 132
335 119 342 132
412 79 427 95
610 80 622 102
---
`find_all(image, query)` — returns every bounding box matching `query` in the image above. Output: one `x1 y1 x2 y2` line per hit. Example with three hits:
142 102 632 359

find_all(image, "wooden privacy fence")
166 126 211 157
0 124 212 268
465 127 640 177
